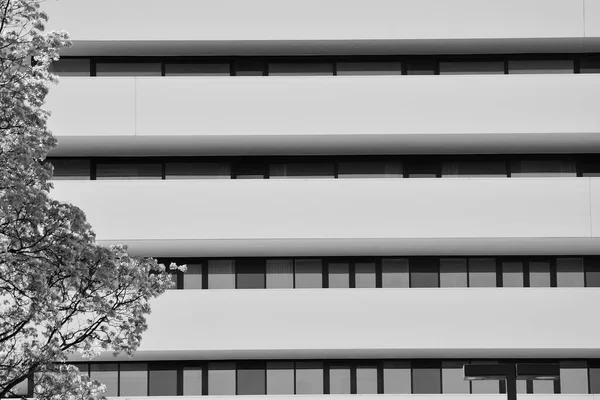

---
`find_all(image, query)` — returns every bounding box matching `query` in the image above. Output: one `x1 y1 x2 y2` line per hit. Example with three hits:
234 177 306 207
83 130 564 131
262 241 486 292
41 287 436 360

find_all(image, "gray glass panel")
382 258 409 288
90 364 118 396
469 258 497 287
267 362 294 395
235 60 264 76
236 260 265 289
77 364 89 376
338 162 403 178
269 63 333 76
586 259 600 287
149 368 177 396
12 377 28 396
337 62 403 75
96 163 162 180
440 61 504 75
183 263 203 290
355 262 376 288
50 159 90 180
330 366 351 394
557 258 584 287
581 56 600 73
357 366 378 394
440 258 467 287
328 263 350 288
383 361 411 394
96 63 161 76
412 368 441 394
411 259 438 288
270 163 334 179
511 160 576 177
208 260 235 289
590 367 600 393
183 367 203 396
166 162 231 179
120 363 148 396
532 380 555 394
509 60 574 74
166 63 230 76
208 362 236 395
502 261 524 287
238 368 266 395
529 261 551 287
560 361 588 394
406 62 435 75
470 362 499 393
295 362 323 394
442 161 507 177
295 259 322 288
266 259 294 288
442 361 470 394
50 58 90 76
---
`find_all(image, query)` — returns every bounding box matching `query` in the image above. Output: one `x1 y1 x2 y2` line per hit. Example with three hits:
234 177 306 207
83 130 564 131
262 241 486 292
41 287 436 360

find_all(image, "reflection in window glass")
440 258 467 287
295 259 323 288
183 263 203 289
183 367 203 396
556 258 584 287
165 63 230 76
50 159 90 180
355 262 376 288
12 376 28 397
270 163 335 179
502 261 524 287
120 363 148 397
586 258 600 287
96 63 161 76
529 261 551 287
511 160 576 177
90 364 118 397
442 361 470 393
50 58 90 76
328 262 350 288
470 361 499 394
560 361 588 394
382 259 409 288
357 366 378 394
533 379 555 394
238 366 266 395
410 259 438 288
589 366 600 393
412 367 441 394
149 368 177 396
266 259 294 289
442 161 507 177
509 60 574 74
166 162 231 179
236 259 265 289
267 362 294 395
440 61 504 75
337 62 402 75
208 260 235 289
96 163 162 180
338 162 403 178
330 366 351 394
383 361 411 394
469 258 497 287
208 362 236 395
269 63 333 76
295 362 323 394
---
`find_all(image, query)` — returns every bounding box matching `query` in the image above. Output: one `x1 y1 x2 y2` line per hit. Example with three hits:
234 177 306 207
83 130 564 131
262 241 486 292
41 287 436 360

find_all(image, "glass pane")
96 63 161 76
90 364 118 397
412 367 441 394
502 261 524 287
208 260 235 289
269 63 333 76
183 263 203 290
406 61 435 75
382 258 409 288
329 366 351 394
266 259 294 288
440 258 467 287
338 162 403 178
296 362 323 394
267 362 294 395
509 60 574 74
236 259 265 289
295 259 323 288
238 367 266 395
96 163 162 180
511 160 576 177
328 262 350 288
270 163 335 179
77 364 89 376
183 367 203 396
234 60 265 76
357 366 378 394
120 363 148 396
149 368 177 396
337 62 402 75
590 367 600 393
469 258 497 287
12 377 28 396
165 63 230 76
208 362 236 395
234 163 265 179
557 258 584 287
470 361 499 394
586 258 600 287
383 361 411 394
529 261 551 287
581 56 600 73
560 361 588 394
50 58 90 76
533 380 555 394
442 361 470 394
410 258 439 288
50 158 90 180
440 61 504 75
355 262 377 288
581 161 600 177
442 161 507 177
407 163 438 178
166 162 231 179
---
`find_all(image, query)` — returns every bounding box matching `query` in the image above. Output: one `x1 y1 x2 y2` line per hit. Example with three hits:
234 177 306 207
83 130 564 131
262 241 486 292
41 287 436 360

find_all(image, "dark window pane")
511 160 576 177
77 364 89 376
270 163 334 179
502 261 524 287
237 259 265 289
557 258 584 287
581 161 600 177
590 367 600 393
295 259 323 288
296 362 323 394
120 363 148 396
383 361 411 393
355 262 376 288
266 259 294 288
50 58 90 76
357 366 378 394
440 61 504 75
581 56 600 73
442 361 470 394
509 60 574 74
382 258 409 288
560 361 588 394
442 161 507 177
329 366 351 394
269 63 333 76
90 364 118 397
149 368 177 396
165 63 230 76
470 361 499 393
183 367 203 396
166 162 231 179
407 163 439 178
183 263 203 290
234 163 265 179
234 60 265 76
337 62 402 75
267 362 294 395
406 61 434 75
412 367 441 394
328 262 350 288
338 162 403 178
208 260 235 289
96 63 161 76
49 158 90 180
586 258 600 287
410 258 439 288
469 258 497 287
96 163 162 180
12 376 28 396
440 258 467 287
529 261 551 287
238 366 266 395
208 362 236 395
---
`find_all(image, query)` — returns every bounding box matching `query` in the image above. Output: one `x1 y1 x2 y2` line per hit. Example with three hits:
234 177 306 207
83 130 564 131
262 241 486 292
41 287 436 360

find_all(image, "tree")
0 1 183 398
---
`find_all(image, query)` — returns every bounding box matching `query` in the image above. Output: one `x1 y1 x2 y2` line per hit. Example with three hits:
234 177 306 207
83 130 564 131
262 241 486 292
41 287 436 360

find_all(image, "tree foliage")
0 1 181 398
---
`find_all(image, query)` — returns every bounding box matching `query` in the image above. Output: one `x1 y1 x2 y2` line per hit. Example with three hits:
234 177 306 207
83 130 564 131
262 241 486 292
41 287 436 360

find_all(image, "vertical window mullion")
324 362 330 394
350 365 357 394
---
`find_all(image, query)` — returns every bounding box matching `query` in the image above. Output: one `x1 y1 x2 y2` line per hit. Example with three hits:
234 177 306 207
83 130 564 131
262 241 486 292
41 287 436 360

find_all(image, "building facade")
40 0 600 398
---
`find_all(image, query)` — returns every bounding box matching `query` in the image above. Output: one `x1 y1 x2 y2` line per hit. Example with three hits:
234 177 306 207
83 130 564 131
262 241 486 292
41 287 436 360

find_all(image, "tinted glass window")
329 366 351 394
511 160 576 177
12 376 28 397
412 367 441 394
50 159 90 180
407 163 439 178
96 63 161 76
440 258 467 287
589 366 600 393
328 262 350 288
338 162 403 178
270 163 335 179
406 61 435 75
295 259 323 288
355 262 377 288
149 368 177 396
208 362 236 395
238 365 266 395
440 61 504 75
509 60 574 74
533 380 555 394
266 259 294 288
50 58 90 76
411 258 439 288
234 163 265 179
581 56 600 73
383 361 411 394
267 362 294 394
442 161 507 177
183 263 203 289
120 363 148 397
469 258 497 287
556 258 584 287
502 261 524 287
166 162 231 179
356 366 378 394
560 361 588 394
183 367 203 396
529 261 552 287
470 362 499 393
165 63 230 76
337 62 402 75
236 259 265 289
234 60 265 76
295 362 323 394
586 258 600 287
269 63 333 76
208 260 235 289
581 161 600 177
96 163 162 180
442 361 470 393
382 258 409 288
90 364 118 397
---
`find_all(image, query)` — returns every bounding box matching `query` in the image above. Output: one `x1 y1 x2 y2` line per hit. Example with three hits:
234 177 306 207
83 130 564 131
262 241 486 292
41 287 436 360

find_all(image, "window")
511 160 576 177
338 161 403 178
96 163 162 180
407 163 439 178
183 367 203 396
442 161 507 177
440 258 468 287
410 258 439 288
183 263 203 289
382 258 409 288
166 162 231 179
337 62 402 75
383 361 411 393
556 258 584 287
233 163 266 179
208 362 236 395
236 259 265 289
267 362 294 394
532 379 555 394
581 161 600 177
469 258 497 287
96 63 161 76
509 60 574 74
439 61 504 75
356 366 378 394
234 60 265 76
586 258 600 287
149 367 178 396
208 260 235 289
269 63 333 76
406 61 435 75
90 364 118 397
502 261 524 287
50 58 90 76
120 363 148 396
412 365 441 394
581 56 600 73
442 361 470 393
328 262 350 288
295 362 323 394
355 262 377 288
266 259 294 288
560 361 588 394
529 261 552 287
270 163 335 179
165 63 230 76
589 365 600 393
295 259 323 288
237 364 266 395
470 361 499 393
12 377 28 397
49 159 90 180
329 366 351 394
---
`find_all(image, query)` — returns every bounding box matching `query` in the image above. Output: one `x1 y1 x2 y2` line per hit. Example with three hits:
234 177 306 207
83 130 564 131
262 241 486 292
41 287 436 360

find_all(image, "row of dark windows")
16 359 600 397
159 256 600 289
51 53 600 76
47 155 600 180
